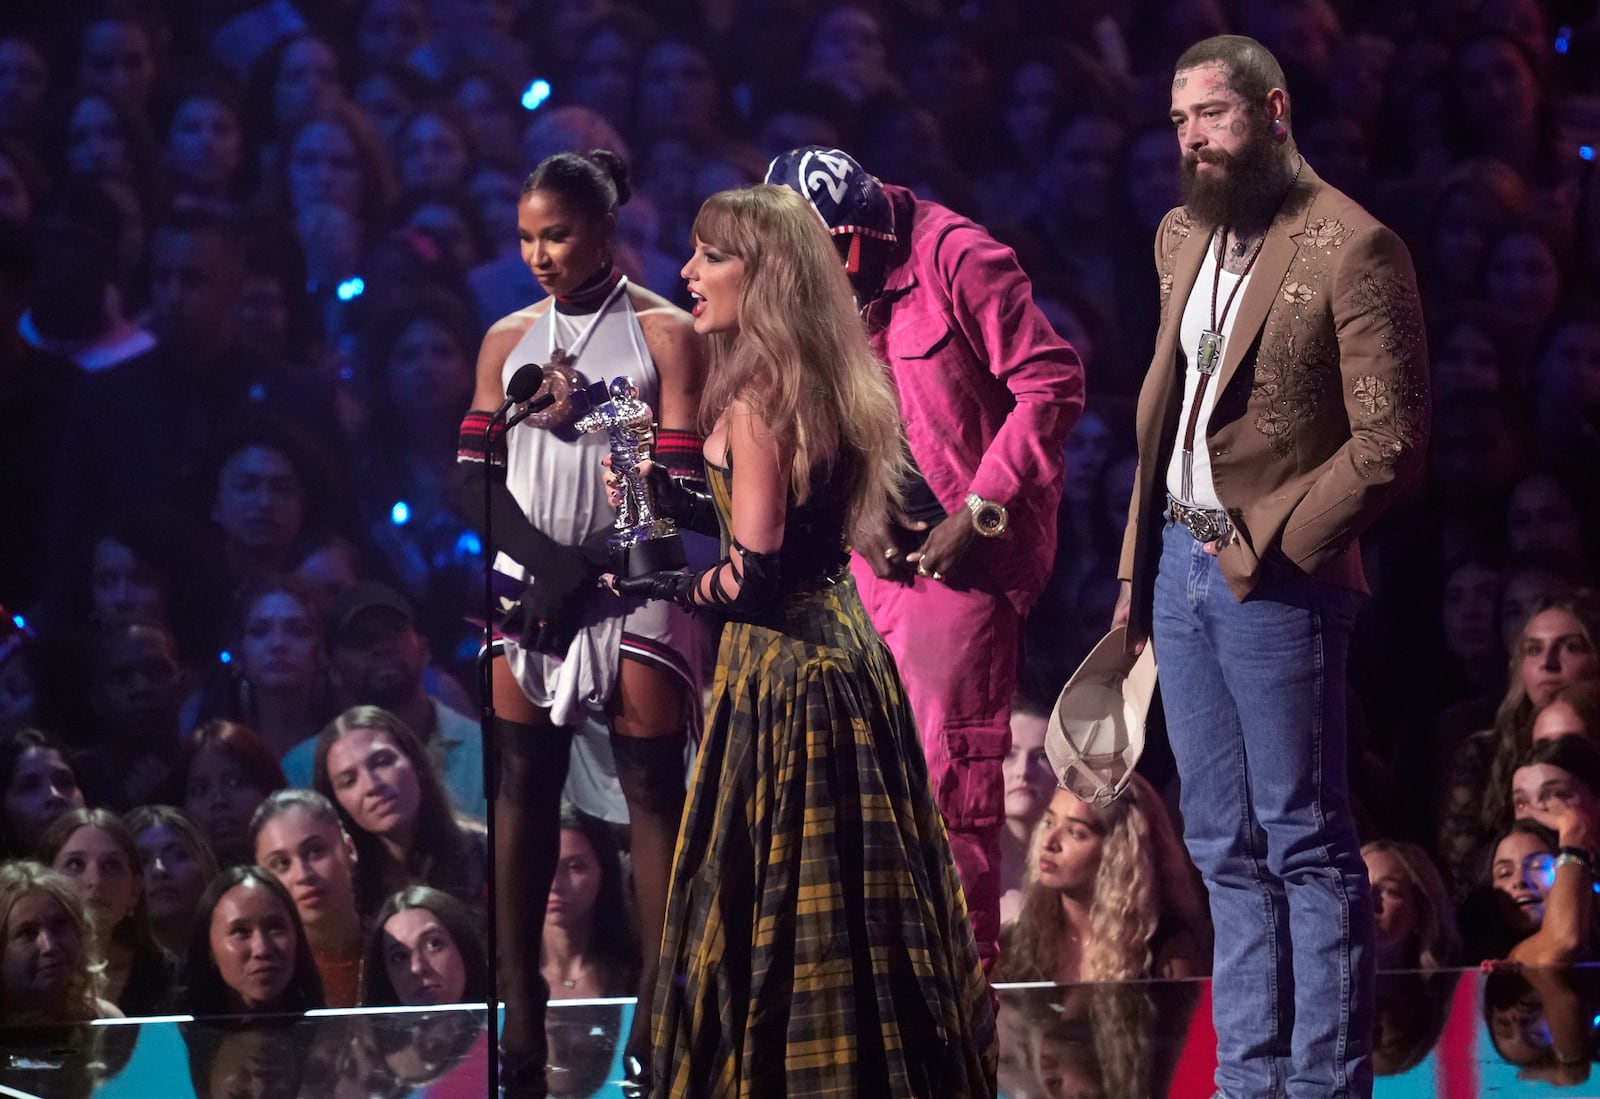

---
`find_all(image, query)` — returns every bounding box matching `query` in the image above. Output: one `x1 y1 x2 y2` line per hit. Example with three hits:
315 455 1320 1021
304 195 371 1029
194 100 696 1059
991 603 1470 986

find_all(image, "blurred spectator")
20 188 155 372
0 34 51 138
179 864 324 1016
1418 159 1528 311
1531 308 1600 481
160 72 251 215
1507 468 1594 580
0 730 85 859
801 3 898 106
0 860 120 1024
246 32 346 158
996 775 1207 983
543 804 638 1001
1532 681 1600 746
360 884 487 1007
1440 590 1600 895
0 219 76 611
1481 220 1572 359
198 576 334 757
395 103 476 195
178 719 290 867
312 705 486 919
77 617 186 811
271 102 397 291
56 90 161 223
251 789 364 1007
43 807 178 1016
1512 733 1600 829
73 2 166 114
999 693 1055 925
281 582 484 819
125 803 219 957
352 0 431 76
1361 839 1460 969
447 69 520 172
196 424 341 592
560 12 656 140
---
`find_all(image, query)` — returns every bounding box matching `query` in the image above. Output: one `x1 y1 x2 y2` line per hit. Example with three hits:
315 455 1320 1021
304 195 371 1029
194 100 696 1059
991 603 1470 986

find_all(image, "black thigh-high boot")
496 716 573 1099
609 727 689 1089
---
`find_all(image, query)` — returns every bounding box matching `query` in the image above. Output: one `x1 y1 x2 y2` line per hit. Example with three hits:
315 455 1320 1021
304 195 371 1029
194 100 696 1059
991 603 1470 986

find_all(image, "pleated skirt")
651 576 996 1099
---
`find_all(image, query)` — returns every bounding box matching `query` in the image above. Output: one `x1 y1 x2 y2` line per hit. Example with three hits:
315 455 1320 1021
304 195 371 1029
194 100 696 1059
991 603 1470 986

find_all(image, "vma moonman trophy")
575 376 689 577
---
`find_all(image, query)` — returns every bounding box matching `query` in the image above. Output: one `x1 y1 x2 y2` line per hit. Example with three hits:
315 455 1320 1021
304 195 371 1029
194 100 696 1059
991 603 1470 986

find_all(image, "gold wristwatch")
964 493 1008 537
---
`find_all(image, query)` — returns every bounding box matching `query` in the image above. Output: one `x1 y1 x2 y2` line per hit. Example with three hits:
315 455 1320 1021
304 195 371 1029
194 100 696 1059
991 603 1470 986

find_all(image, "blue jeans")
1153 521 1374 1099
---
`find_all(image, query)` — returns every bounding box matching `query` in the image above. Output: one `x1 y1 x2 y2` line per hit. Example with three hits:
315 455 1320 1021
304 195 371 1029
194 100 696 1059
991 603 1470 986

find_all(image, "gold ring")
917 563 929 576
932 571 944 581
884 546 898 560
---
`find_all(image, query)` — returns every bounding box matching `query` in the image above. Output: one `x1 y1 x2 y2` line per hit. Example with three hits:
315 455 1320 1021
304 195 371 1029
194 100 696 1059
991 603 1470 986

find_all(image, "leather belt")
1168 496 1231 543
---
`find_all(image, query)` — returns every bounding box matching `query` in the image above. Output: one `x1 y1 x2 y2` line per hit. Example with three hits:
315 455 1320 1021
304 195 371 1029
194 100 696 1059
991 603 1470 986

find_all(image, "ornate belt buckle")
1188 511 1222 542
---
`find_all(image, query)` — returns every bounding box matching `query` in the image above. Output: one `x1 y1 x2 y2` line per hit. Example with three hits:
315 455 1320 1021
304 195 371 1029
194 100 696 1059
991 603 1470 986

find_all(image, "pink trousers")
853 557 1020 975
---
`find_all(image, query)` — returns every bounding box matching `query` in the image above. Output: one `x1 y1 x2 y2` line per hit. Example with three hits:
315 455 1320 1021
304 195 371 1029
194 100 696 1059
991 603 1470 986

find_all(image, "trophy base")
614 532 688 578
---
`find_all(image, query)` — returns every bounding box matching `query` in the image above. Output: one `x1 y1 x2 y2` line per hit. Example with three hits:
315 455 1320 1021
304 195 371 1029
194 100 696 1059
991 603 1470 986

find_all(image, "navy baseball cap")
764 146 897 243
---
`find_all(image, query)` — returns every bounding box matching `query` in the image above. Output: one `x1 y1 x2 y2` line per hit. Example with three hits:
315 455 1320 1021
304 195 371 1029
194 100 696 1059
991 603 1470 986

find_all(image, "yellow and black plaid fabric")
651 468 996 1097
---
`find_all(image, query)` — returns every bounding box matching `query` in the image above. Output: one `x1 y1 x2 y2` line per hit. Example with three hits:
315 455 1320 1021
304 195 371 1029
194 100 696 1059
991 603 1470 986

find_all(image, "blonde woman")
604 184 995 1097
0 860 121 1024
997 774 1206 983
1361 840 1460 970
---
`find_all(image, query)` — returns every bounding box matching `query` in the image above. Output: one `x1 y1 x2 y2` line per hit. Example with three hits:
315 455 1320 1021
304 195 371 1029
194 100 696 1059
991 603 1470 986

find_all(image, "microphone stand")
478 389 552 1099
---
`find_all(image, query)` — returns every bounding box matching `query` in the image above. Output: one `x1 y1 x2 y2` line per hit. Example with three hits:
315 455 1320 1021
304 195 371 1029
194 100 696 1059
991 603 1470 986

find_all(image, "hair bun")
586 148 631 207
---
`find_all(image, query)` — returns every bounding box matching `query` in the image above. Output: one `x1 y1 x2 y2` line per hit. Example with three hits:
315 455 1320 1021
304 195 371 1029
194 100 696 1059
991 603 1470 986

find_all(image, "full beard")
1181 132 1290 233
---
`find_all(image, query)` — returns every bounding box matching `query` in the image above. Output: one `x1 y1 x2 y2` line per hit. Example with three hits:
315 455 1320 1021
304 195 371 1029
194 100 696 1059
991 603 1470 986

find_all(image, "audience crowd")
1 0 1599 1091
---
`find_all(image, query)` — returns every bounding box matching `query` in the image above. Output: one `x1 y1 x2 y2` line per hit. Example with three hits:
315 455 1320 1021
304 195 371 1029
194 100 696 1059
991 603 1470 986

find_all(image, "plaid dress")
651 463 996 1098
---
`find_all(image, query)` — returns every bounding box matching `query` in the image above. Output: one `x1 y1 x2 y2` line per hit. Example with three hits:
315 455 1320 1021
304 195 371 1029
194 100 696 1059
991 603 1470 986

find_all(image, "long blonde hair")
690 184 905 533
999 778 1159 983
0 861 107 1022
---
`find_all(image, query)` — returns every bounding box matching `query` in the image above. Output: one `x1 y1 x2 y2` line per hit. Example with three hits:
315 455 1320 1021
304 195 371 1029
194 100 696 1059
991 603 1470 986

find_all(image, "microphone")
504 390 557 430
490 363 545 422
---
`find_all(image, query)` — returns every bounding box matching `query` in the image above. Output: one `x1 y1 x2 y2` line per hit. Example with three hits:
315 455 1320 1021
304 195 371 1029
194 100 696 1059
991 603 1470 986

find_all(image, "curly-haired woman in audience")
312 705 485 920
125 804 218 957
1360 840 1460 970
0 860 121 1024
1439 589 1600 896
997 773 1207 983
361 885 489 1007
180 864 324 1017
251 789 365 1007
43 807 179 1016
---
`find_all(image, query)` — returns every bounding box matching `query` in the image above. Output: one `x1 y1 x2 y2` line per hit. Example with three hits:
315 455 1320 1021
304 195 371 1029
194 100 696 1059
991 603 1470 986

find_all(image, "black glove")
500 543 599 653
645 464 719 537
612 569 698 609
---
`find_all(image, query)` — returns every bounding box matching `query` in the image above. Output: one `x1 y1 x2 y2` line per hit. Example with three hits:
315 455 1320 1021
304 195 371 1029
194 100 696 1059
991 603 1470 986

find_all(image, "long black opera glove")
455 462 610 653
613 538 783 619
644 464 720 537
611 570 698 609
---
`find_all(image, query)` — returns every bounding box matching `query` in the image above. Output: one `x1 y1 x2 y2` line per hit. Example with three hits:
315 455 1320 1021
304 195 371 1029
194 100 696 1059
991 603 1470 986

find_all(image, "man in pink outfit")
768 147 1086 971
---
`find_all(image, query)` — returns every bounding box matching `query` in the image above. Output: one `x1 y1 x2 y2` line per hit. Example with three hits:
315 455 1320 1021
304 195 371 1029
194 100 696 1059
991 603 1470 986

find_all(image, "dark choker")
555 266 622 314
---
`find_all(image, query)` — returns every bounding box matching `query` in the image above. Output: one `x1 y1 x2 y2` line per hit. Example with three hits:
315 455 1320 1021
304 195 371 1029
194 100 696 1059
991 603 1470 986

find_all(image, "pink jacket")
863 185 1086 610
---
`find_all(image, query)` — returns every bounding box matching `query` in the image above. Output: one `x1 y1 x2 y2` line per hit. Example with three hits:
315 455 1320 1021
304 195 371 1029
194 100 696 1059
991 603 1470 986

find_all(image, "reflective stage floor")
0 966 1592 1097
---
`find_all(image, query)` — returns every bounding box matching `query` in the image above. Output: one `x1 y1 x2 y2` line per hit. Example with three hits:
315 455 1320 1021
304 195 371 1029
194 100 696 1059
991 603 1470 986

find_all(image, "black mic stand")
479 379 552 1099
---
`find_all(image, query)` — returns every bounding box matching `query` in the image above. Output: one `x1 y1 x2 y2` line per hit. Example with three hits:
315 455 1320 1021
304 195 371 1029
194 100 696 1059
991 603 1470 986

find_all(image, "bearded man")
1113 35 1428 1099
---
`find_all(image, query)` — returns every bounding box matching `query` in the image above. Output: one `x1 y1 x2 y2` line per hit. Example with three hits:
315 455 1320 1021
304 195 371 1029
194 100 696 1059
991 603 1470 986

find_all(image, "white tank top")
494 282 660 584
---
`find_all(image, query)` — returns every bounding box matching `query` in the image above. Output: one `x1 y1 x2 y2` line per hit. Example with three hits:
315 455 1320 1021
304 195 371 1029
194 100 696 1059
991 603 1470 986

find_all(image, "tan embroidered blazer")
1118 160 1429 644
